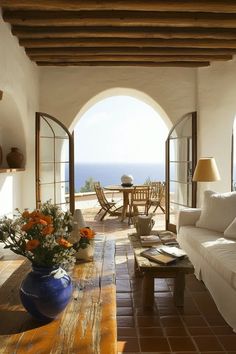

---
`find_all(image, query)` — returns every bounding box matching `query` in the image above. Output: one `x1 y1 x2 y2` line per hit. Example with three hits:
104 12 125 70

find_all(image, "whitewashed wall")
197 58 236 202
39 66 197 129
0 15 39 215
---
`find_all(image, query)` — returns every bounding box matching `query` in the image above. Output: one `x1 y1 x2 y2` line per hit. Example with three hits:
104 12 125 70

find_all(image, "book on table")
140 247 176 265
140 234 162 246
158 245 187 259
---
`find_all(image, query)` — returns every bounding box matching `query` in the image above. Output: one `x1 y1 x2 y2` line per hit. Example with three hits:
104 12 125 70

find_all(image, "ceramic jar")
6 147 24 168
121 174 134 187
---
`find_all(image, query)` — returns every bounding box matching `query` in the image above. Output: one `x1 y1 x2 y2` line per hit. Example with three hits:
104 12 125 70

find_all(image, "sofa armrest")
177 208 202 233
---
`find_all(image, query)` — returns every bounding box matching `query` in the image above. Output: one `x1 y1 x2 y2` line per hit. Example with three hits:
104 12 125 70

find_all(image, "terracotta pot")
6 147 24 168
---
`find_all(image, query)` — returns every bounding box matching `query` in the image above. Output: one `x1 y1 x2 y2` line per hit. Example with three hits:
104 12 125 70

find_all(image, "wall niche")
0 91 26 172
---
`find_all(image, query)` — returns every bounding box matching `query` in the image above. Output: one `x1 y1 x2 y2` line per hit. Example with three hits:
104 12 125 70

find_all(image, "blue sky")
74 96 169 164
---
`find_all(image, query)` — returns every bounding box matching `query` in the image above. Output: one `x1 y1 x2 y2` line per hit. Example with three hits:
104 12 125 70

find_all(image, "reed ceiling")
1 0 236 67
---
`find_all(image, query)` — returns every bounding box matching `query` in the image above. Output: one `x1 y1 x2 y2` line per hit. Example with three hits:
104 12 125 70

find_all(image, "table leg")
142 274 154 308
121 191 129 221
134 257 142 277
173 272 185 307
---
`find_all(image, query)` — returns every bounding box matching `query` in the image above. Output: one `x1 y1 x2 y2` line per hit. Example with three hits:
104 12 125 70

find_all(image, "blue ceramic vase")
19 265 73 321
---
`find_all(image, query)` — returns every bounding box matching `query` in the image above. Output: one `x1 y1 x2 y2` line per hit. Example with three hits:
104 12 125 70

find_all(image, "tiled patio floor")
84 207 236 354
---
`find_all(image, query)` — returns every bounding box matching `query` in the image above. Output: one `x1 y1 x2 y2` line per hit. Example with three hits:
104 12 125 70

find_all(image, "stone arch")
70 87 172 131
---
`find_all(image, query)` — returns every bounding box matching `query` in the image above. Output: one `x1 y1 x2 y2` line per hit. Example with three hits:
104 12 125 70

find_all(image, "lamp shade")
192 157 220 182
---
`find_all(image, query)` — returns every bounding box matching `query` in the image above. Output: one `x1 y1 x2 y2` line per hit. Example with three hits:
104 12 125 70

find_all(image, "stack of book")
140 245 186 265
140 235 162 247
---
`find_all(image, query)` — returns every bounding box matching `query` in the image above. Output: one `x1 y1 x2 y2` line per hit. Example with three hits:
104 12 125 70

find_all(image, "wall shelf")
0 168 25 173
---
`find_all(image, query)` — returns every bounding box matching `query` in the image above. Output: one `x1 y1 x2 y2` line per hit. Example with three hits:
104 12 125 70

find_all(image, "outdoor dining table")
104 184 143 221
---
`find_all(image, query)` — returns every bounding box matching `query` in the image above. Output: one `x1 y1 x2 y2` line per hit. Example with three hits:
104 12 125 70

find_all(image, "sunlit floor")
0 207 236 353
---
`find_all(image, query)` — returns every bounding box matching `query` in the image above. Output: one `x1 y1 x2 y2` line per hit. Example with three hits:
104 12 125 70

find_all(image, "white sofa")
177 190 236 331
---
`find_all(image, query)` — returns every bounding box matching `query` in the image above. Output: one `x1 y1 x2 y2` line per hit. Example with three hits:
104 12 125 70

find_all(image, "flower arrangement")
0 201 93 270
76 227 95 249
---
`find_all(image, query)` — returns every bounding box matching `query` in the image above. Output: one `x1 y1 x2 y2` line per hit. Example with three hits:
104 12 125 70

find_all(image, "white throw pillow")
196 190 236 233
224 217 236 239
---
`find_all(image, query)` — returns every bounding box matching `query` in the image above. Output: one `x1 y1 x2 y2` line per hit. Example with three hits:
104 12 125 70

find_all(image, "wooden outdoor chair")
94 182 122 221
148 181 166 213
129 186 151 225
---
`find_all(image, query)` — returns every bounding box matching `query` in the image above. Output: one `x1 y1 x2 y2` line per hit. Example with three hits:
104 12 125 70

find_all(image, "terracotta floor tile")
118 327 138 338
182 315 208 327
117 338 140 352
138 327 164 337
136 315 160 327
211 326 235 335
168 336 197 352
154 279 170 292
117 316 135 327
164 326 188 336
140 337 171 352
193 335 224 351
160 316 183 327
205 315 228 326
117 307 134 316
188 326 213 335
217 335 236 350
135 306 158 316
117 299 133 307
116 293 132 299
116 279 131 292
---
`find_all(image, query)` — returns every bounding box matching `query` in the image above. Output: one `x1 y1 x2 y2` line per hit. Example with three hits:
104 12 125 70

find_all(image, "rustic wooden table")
0 235 117 354
129 233 194 308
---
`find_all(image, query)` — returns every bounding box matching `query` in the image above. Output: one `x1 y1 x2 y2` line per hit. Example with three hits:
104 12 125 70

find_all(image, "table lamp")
193 157 220 205
192 157 221 182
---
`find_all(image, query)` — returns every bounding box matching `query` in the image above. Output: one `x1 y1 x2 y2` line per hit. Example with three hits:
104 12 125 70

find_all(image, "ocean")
74 162 165 192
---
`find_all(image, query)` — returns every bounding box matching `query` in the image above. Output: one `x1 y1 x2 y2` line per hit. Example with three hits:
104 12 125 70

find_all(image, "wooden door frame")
35 112 75 214
165 112 197 232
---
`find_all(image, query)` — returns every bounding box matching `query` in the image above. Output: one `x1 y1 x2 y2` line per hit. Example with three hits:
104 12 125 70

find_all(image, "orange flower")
80 227 95 239
41 215 52 224
26 239 40 251
22 210 30 218
42 225 54 236
58 238 72 248
21 221 34 231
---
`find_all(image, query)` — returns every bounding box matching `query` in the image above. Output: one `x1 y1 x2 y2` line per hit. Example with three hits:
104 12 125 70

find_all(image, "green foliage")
80 177 96 193
144 177 152 185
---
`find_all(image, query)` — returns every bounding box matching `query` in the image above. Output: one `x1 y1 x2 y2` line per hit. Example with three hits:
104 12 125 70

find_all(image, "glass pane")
40 184 55 204
40 163 54 183
170 161 192 183
170 138 189 162
40 137 54 162
169 203 186 225
55 182 69 204
55 138 69 162
170 116 192 139
41 117 68 138
55 162 69 183
170 181 192 207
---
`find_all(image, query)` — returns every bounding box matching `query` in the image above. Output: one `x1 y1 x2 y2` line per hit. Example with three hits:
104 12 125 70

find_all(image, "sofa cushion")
195 190 236 233
224 217 236 239
178 226 236 290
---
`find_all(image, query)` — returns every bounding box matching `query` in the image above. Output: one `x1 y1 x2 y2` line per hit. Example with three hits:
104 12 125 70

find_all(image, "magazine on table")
140 235 162 246
158 245 187 259
140 247 176 265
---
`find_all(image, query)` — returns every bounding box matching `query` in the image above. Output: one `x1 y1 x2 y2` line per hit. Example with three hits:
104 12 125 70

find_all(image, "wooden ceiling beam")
19 38 236 49
26 47 236 56
4 11 236 29
35 60 210 67
28 54 232 62
12 26 236 40
1 0 236 13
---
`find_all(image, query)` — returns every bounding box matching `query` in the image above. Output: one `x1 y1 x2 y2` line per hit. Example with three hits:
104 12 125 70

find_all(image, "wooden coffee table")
129 233 194 308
